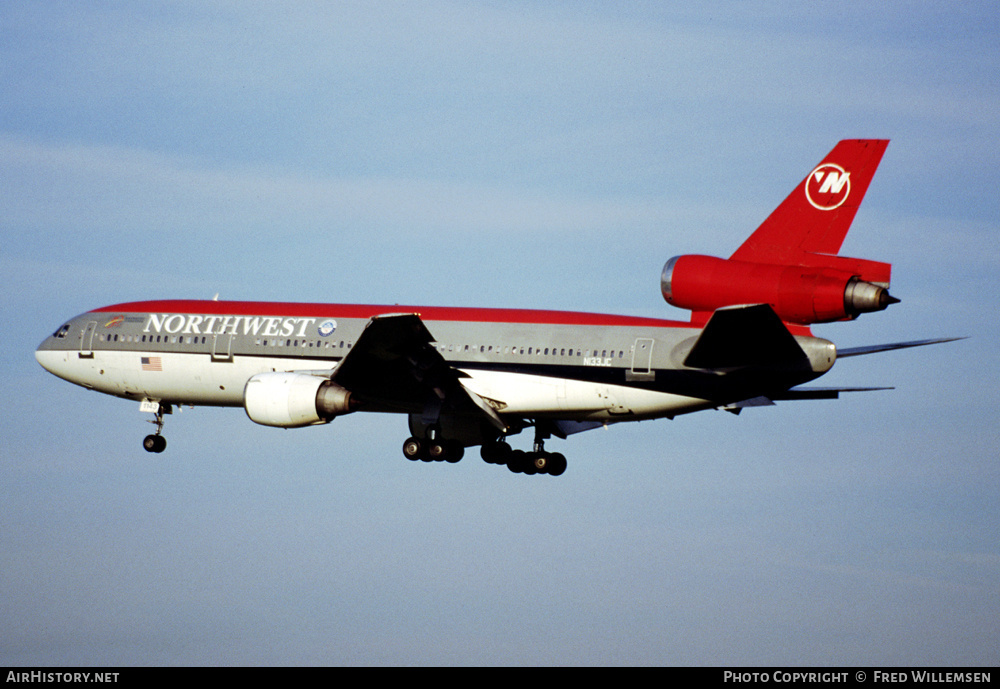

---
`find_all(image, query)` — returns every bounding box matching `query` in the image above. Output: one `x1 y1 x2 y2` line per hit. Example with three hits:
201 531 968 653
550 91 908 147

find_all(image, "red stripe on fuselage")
91 300 691 329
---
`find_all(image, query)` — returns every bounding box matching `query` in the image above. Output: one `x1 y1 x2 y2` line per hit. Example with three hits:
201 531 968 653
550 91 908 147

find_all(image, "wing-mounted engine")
661 254 898 326
244 372 357 428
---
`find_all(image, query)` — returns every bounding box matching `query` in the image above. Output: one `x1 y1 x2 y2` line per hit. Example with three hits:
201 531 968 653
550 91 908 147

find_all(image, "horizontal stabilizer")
837 337 966 358
722 386 893 414
684 304 806 369
770 386 894 400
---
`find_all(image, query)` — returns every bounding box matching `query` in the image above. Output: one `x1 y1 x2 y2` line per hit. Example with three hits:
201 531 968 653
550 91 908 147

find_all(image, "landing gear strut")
142 403 170 453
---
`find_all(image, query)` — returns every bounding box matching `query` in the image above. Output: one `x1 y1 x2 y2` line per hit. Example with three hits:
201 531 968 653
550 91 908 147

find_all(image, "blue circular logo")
318 320 337 337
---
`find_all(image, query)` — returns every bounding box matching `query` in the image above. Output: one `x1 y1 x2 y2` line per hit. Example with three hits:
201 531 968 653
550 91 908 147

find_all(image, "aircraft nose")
35 344 75 380
35 346 58 374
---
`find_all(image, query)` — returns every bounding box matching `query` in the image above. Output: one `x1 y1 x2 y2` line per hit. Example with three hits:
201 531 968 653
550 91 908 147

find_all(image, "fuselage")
36 299 835 426
30 141 908 469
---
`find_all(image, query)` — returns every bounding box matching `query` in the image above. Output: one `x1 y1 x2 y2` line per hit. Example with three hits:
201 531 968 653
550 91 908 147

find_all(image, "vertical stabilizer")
730 140 889 266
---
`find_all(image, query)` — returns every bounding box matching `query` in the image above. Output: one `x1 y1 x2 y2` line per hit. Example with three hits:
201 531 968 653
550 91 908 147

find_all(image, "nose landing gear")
142 402 170 453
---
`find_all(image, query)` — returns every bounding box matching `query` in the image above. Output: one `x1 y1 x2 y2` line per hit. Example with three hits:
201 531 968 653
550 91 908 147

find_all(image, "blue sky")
2 2 997 666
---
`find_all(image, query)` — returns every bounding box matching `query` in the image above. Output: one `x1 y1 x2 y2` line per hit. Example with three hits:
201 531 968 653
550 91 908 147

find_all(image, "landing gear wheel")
426 440 465 463
481 441 511 465
402 437 424 461
506 450 527 474
547 452 567 476
444 442 464 464
143 434 166 453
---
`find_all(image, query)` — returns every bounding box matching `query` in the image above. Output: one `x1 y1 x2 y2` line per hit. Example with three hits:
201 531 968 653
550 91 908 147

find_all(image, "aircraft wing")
331 313 506 430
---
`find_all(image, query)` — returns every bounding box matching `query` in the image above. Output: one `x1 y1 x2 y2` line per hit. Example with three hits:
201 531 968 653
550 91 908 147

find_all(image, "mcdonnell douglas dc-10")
36 140 956 476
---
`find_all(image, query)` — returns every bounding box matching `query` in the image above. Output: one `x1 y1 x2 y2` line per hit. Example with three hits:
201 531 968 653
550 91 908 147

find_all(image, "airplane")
35 140 958 476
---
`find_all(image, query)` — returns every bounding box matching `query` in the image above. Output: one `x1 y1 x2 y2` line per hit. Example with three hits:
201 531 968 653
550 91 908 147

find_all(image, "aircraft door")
79 321 97 358
212 333 233 361
627 338 655 381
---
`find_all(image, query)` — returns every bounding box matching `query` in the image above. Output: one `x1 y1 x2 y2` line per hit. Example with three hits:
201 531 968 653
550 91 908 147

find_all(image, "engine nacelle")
244 372 356 428
661 254 897 325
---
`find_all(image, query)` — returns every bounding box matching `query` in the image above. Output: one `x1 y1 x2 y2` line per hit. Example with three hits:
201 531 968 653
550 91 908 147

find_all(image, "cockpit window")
53 324 71 339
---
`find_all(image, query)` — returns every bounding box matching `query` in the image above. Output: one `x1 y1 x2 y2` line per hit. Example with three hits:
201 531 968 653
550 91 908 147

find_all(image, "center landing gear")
142 403 170 453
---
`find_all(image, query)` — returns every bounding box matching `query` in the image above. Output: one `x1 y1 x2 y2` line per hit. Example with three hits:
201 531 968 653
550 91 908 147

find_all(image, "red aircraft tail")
661 140 897 334
730 139 890 272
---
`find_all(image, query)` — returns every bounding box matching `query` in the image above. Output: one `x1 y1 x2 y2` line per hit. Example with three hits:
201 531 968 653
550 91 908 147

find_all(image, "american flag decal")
141 356 162 372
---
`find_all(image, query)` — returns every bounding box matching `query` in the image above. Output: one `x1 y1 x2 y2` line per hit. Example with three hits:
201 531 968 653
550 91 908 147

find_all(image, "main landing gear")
401 422 568 476
402 436 465 464
142 403 170 454
480 440 567 476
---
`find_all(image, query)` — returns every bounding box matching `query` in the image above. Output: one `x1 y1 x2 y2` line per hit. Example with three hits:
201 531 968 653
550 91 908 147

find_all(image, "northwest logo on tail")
805 163 851 210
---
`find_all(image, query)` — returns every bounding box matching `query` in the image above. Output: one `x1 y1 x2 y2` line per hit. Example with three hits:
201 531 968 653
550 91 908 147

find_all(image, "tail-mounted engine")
660 254 898 326
244 372 357 428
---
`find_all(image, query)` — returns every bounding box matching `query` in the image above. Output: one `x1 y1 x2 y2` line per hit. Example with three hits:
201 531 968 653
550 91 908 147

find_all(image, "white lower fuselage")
36 346 713 423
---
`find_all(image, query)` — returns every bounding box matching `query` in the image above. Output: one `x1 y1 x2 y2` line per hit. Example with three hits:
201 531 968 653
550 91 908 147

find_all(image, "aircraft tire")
427 441 447 461
507 450 526 473
481 441 511 465
143 435 166 453
444 442 464 463
530 452 549 473
402 437 423 461
547 452 567 476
